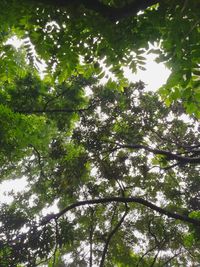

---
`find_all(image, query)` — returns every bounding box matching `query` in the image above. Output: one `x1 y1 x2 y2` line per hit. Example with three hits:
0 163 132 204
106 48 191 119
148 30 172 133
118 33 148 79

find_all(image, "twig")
136 245 157 267
163 251 182 266
163 163 180 170
52 218 59 267
89 208 95 267
29 144 45 178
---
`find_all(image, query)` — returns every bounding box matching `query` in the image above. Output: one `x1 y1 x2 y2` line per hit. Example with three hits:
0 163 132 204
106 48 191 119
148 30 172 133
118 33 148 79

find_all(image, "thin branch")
89 208 95 267
184 144 200 150
40 197 200 227
187 18 200 35
15 107 90 114
136 245 158 267
163 251 182 266
115 143 200 164
29 144 45 178
99 208 128 267
163 162 180 170
136 220 166 267
43 85 74 111
109 204 119 227
52 218 59 267
43 94 66 111
15 98 98 115
29 144 42 165
36 256 52 267
148 220 160 246
150 249 160 267
181 0 189 13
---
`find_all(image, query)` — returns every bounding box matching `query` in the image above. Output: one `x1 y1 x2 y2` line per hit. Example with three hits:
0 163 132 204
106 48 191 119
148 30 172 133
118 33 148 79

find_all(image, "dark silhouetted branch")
15 107 89 114
99 208 128 267
116 143 200 164
41 196 200 227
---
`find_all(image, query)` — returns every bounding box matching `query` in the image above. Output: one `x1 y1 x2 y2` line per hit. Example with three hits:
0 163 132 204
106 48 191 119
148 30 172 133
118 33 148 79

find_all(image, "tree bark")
41 196 200 227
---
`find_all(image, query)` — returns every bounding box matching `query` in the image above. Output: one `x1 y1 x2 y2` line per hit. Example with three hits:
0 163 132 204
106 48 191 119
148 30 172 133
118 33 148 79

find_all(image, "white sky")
0 177 28 204
124 52 170 91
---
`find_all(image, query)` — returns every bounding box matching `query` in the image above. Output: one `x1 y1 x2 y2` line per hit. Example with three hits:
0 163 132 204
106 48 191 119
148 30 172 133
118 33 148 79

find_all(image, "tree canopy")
0 0 200 266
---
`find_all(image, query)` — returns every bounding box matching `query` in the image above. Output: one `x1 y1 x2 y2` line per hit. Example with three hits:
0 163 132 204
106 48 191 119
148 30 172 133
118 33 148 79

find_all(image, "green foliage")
189 210 200 220
1 0 199 114
0 104 54 166
0 0 200 266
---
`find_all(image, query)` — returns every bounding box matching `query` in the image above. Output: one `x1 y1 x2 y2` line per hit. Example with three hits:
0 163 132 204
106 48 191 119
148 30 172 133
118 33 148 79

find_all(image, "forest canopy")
0 0 200 266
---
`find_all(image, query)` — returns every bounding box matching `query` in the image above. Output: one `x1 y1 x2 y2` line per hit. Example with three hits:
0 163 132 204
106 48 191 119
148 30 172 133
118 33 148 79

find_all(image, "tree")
0 0 200 266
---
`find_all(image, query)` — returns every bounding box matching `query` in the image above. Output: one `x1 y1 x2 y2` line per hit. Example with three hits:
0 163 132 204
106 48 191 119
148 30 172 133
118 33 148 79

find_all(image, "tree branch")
136 245 158 267
31 0 161 21
116 143 200 164
150 249 159 267
15 107 90 114
52 218 59 267
41 196 200 227
29 144 46 178
99 208 128 267
162 251 182 266
89 208 95 267
15 99 97 115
